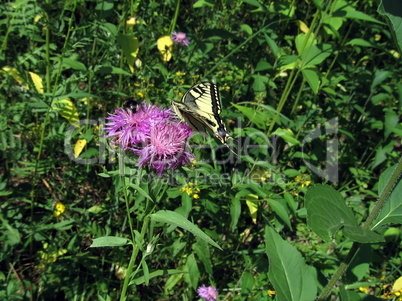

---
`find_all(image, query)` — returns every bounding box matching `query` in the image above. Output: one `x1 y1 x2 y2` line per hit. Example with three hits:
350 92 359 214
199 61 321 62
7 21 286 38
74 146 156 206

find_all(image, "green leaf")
305 184 358 242
345 38 377 48
343 225 384 243
90 236 131 248
240 24 253 35
371 70 393 90
271 128 300 145
378 0 402 52
183 253 199 290
130 269 184 286
151 210 222 250
301 67 320 94
193 0 215 8
230 198 241 232
232 103 269 130
372 164 402 230
384 110 399 138
62 58 87 71
265 227 317 301
117 34 139 73
267 199 292 229
96 65 132 76
241 272 255 294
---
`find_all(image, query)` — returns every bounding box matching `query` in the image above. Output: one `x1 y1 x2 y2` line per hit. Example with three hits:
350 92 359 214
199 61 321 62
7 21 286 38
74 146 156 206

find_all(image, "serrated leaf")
371 164 402 230
28 72 44 93
305 184 358 242
90 236 131 248
151 210 221 250
265 227 317 301
52 98 80 126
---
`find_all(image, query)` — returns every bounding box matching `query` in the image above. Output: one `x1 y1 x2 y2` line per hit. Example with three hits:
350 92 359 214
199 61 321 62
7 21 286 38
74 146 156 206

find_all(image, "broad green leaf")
271 128 300 145
384 110 399 138
305 184 358 242
232 103 269 130
372 164 402 230
265 227 317 301
183 253 199 290
241 272 255 295
96 65 132 76
378 0 402 52
263 33 279 58
52 98 80 126
193 240 212 275
251 73 268 93
278 54 298 71
343 225 384 243
90 236 131 248
267 199 292 229
229 197 241 231
371 70 393 90
127 183 154 203
301 67 320 94
345 38 377 48
151 210 222 250
117 34 139 73
346 244 372 282
240 24 253 35
62 58 87 71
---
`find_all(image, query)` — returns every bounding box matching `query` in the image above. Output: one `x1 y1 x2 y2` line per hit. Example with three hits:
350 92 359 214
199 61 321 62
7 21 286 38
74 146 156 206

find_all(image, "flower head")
105 103 194 176
197 285 218 301
137 121 194 176
104 104 172 149
171 31 190 46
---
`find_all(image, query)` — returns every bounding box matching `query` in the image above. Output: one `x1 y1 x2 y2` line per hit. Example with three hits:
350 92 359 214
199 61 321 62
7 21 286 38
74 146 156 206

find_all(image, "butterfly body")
172 82 232 144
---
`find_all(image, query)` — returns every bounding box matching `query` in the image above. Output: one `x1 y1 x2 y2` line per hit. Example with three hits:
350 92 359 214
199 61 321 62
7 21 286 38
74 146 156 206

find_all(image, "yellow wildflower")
53 202 66 217
136 92 144 98
180 183 201 198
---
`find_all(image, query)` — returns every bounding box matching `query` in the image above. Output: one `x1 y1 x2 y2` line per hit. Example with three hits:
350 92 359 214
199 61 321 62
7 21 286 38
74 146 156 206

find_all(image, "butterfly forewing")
172 82 233 145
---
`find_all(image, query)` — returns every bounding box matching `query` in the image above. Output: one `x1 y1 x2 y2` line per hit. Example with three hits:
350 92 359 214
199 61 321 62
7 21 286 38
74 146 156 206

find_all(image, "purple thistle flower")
104 104 172 149
171 31 190 46
104 103 194 176
197 285 219 301
137 121 194 176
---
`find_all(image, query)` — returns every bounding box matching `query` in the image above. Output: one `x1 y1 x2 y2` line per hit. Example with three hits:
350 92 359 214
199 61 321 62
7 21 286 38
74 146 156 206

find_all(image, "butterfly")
172 82 237 154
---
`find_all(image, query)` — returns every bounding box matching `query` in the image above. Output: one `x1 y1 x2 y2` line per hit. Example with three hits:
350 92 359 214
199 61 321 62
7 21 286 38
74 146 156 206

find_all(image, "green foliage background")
0 0 401 300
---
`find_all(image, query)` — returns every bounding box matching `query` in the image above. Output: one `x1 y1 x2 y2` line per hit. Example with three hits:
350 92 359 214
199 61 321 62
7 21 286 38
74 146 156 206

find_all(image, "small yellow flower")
359 286 370 294
180 183 201 198
136 92 144 98
175 71 186 76
267 290 275 296
53 202 66 217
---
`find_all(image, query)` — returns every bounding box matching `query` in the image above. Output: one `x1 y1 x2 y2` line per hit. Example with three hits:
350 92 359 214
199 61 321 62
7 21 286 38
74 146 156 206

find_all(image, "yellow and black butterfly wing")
173 82 232 144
